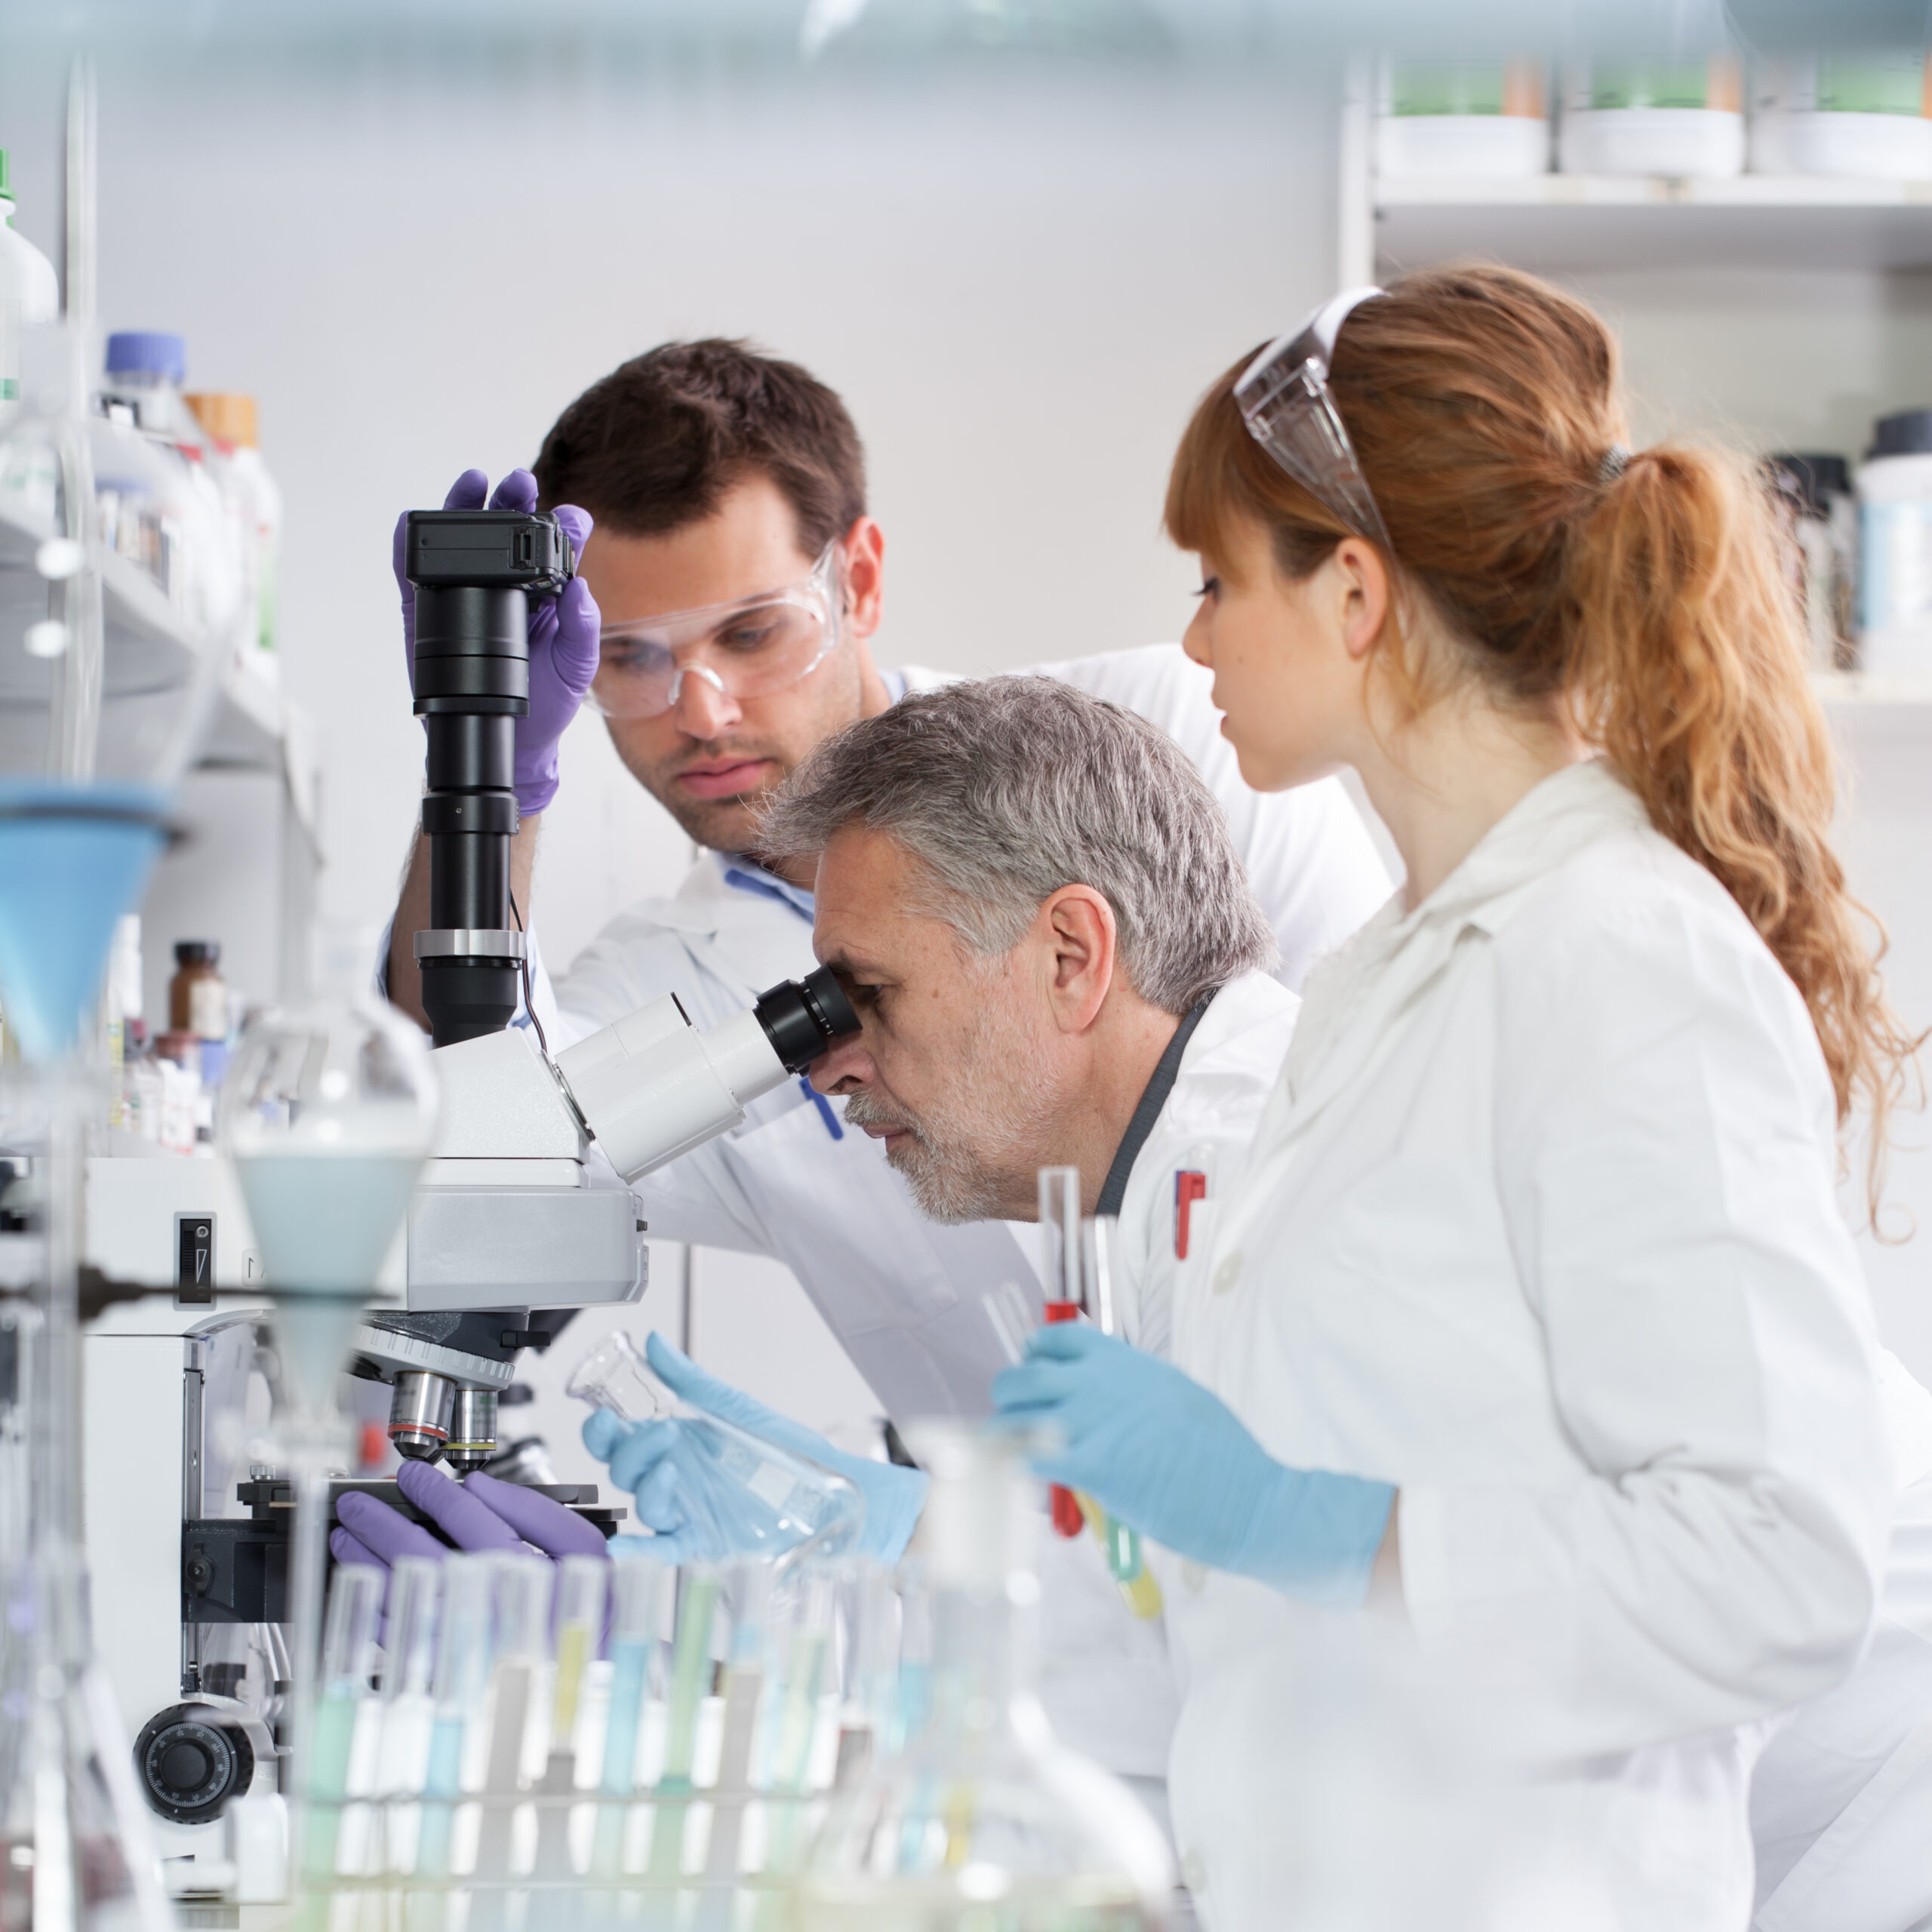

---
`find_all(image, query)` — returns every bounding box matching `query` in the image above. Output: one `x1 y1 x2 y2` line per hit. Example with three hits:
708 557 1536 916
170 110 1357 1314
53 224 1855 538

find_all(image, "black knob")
134 1707 254 1824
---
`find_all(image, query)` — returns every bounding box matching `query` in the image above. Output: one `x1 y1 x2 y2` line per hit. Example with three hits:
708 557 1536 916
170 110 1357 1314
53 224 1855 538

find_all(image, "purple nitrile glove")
330 1459 611 1582
392 468 601 817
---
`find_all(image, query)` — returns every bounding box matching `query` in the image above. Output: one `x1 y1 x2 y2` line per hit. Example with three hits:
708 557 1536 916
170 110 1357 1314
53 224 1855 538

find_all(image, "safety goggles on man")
1235 285 1394 552
589 540 844 721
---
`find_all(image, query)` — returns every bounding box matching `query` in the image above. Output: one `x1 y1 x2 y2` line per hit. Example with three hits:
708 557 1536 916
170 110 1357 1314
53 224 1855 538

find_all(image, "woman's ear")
1334 537 1392 664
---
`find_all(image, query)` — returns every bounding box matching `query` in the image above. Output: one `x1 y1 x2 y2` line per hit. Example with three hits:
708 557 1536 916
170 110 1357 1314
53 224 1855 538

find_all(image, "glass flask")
795 1423 1175 1932
567 1329 864 1563
216 987 438 1897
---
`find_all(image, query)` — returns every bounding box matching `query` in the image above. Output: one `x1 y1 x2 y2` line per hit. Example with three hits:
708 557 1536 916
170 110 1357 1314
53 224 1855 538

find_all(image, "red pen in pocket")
1175 1170 1208 1260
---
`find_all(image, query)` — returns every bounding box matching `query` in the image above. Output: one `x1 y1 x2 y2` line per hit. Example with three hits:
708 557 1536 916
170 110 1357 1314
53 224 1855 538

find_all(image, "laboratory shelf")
1811 669 1932 706
1374 175 1932 275
0 498 289 776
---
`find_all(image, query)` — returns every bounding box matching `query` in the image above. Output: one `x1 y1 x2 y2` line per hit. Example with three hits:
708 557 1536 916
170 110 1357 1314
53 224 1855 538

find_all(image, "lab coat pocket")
714 1091 960 1334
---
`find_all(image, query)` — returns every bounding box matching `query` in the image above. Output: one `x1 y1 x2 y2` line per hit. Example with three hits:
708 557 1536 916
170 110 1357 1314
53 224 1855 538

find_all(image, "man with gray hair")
756 675 1283 1234
585 675 1301 1792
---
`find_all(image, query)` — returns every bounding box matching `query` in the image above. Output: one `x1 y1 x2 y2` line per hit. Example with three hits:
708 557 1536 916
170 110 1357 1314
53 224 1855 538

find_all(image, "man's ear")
841 516 885 644
1038 884 1116 1036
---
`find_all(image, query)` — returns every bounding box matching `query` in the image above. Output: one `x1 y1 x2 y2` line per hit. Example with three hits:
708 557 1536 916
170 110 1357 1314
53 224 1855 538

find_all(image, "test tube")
427 1553 495 1792
485 1551 555 1794
706 1564 774 1881
1037 1165 1081 1308
302 1561 383 1885
648 1567 722 1882
589 1550 671 1883
833 1558 901 1786
373 1555 441 1880
601 1553 672 1797
552 1554 609 1770
1038 1166 1086 1540
1081 1213 1118 1340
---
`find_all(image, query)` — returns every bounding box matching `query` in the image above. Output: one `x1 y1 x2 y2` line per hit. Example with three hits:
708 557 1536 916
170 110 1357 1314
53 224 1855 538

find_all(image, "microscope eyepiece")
752 965 862 1075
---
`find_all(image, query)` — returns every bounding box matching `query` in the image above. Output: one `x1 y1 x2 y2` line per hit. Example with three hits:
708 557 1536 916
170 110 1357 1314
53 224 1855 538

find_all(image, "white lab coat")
1033 969 1298 1783
531 644 1387 1426
1749 1349 1932 1932
1158 760 1893 1931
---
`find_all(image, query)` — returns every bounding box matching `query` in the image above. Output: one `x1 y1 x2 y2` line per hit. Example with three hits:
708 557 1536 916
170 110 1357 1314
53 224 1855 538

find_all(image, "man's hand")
992 1322 1393 1609
329 1459 610 1580
393 468 601 817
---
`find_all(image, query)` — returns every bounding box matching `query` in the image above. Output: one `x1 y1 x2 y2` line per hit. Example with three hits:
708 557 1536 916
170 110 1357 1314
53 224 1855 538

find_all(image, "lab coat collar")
1407 756 1645 937
1285 759 1643 1115
720 856 816 921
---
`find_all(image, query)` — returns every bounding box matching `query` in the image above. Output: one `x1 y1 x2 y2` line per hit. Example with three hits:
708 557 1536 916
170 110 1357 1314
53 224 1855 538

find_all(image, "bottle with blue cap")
101 330 208 451
94 331 245 636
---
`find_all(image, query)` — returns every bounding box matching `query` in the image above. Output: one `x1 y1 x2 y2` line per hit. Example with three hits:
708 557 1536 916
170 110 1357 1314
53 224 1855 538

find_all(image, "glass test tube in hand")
1037 1167 1087 1540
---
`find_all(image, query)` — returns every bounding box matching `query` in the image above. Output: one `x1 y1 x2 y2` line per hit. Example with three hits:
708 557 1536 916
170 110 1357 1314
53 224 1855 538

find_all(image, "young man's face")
579 472 884 854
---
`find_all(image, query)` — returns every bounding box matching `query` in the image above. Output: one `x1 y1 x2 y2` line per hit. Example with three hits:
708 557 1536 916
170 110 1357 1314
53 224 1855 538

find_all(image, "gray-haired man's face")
804 826 1069 1223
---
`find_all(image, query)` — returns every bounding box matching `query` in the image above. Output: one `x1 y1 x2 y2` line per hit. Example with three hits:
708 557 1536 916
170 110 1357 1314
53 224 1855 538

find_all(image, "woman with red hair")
996 264 1918 1928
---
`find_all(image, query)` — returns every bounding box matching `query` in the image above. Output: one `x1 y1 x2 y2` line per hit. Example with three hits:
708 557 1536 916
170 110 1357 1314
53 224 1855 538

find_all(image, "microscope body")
380 506 862 1469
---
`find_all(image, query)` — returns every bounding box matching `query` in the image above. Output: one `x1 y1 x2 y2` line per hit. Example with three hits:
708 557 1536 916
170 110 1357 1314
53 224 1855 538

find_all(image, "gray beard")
841 992 1060 1224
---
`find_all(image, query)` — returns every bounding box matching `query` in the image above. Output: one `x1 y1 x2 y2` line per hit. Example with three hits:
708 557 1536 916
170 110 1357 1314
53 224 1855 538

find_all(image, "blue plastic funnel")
0 781 169 1065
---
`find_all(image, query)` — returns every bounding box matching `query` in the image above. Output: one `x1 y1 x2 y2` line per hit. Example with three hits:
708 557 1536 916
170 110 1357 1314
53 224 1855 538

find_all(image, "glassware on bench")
795 1423 1175 1932
566 1328 864 1564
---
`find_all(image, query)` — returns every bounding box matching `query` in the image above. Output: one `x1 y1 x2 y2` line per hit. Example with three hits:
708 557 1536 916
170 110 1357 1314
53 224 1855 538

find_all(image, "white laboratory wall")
0 55 1342 1444
6 51 1930 1429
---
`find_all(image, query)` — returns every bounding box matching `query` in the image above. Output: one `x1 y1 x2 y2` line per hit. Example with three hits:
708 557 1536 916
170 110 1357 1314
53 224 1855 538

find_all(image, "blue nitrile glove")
580 1332 929 1565
394 468 601 817
992 1323 1393 1609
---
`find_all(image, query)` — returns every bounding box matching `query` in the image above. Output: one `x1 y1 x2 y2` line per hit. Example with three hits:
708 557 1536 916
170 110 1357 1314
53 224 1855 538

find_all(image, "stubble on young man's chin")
650 774 777 854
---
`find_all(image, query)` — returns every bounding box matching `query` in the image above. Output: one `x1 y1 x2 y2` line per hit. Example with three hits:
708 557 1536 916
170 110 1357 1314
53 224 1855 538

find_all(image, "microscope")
96 506 860 1855
352 504 862 1466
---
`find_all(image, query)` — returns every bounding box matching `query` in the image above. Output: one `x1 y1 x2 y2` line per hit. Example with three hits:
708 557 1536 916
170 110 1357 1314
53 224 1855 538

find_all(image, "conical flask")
795 1423 1176 1930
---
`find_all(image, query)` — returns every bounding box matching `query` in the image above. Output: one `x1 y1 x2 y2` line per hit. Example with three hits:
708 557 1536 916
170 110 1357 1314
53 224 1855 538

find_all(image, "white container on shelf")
1750 54 1932 178
1560 59 1745 177
0 148 59 409
1375 60 1550 178
186 392 282 663
1856 412 1932 676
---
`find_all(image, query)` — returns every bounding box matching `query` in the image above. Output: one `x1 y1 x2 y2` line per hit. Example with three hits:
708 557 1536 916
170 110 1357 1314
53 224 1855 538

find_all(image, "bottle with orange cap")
186 389 282 657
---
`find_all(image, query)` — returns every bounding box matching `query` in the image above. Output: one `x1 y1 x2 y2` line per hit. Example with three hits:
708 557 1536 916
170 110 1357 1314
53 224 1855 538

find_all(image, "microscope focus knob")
134 1706 255 1824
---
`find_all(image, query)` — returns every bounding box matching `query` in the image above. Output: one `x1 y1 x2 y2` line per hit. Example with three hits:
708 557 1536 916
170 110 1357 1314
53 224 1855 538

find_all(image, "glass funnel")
795 1423 1174 1931
567 1328 864 1564
217 989 438 1895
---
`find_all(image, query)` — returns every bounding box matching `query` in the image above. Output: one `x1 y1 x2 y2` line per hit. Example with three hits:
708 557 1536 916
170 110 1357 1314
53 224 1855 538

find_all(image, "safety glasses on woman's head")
589 540 845 721
1235 285 1394 552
